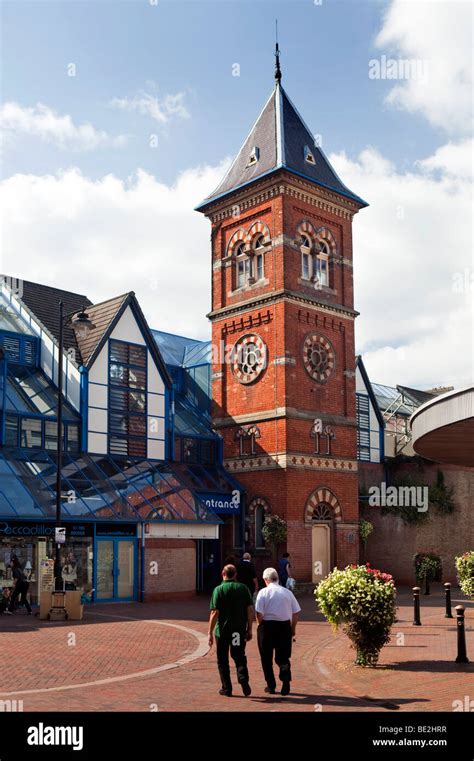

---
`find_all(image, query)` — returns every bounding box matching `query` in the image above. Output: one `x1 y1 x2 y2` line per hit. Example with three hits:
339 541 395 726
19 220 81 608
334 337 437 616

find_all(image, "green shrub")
359 520 374 546
413 552 442 583
455 552 474 598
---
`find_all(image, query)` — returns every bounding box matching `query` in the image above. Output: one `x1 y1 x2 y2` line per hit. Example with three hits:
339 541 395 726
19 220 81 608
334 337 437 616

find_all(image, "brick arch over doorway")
304 488 343 523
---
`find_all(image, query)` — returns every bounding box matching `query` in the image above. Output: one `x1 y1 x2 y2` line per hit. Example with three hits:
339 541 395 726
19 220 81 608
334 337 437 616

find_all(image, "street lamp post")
50 301 95 619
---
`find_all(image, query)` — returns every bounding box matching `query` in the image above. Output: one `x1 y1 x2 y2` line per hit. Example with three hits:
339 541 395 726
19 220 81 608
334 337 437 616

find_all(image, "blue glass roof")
1 366 80 421
175 397 215 438
371 383 413 417
152 329 211 368
0 449 223 524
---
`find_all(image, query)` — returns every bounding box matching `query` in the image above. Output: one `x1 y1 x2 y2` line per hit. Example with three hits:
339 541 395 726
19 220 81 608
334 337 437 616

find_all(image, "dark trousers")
9 581 31 614
216 634 249 691
257 620 292 689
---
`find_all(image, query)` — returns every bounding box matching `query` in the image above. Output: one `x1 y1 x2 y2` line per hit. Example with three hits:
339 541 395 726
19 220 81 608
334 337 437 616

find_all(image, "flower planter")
315 563 396 668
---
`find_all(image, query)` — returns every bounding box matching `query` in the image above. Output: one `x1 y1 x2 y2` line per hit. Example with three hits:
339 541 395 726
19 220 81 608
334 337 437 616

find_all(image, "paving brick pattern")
0 588 472 712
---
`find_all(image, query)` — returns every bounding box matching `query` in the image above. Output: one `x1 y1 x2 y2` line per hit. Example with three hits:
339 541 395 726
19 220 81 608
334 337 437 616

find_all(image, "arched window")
301 234 312 281
255 505 265 548
253 234 266 281
314 240 330 287
235 241 250 289
248 497 270 549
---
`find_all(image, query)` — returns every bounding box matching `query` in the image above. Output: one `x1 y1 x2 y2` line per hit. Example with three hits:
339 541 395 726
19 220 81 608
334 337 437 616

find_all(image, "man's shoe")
281 681 291 696
241 682 251 697
264 686 276 694
219 688 232 697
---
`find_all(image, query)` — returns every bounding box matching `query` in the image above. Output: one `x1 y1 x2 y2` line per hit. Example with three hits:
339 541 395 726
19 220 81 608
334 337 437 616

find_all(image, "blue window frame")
180 436 216 465
108 339 147 457
4 414 80 452
356 393 371 461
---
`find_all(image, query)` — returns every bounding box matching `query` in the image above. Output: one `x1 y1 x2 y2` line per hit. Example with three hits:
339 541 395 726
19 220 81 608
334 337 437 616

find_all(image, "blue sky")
2 0 441 182
1 0 472 388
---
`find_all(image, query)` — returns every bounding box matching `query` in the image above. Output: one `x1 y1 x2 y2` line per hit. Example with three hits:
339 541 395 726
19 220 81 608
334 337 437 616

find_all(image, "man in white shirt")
255 567 301 696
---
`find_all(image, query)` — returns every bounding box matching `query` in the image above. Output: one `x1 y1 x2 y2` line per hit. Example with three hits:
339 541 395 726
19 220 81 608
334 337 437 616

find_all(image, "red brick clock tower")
196 51 368 583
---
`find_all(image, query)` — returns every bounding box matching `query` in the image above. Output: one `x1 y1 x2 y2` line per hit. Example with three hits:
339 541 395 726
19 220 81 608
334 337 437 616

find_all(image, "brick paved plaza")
0 587 472 713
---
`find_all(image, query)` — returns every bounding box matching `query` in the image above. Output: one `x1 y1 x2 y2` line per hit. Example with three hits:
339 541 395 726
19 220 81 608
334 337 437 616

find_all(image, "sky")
0 0 472 389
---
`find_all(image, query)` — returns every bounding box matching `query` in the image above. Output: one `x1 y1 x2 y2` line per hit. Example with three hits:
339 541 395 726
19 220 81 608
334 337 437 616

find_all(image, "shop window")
0 536 93 607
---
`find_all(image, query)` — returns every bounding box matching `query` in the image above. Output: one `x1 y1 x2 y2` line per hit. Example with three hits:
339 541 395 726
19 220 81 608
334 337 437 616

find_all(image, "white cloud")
416 138 474 179
375 0 472 135
1 146 471 389
110 86 189 124
0 102 128 152
0 162 229 340
331 145 473 388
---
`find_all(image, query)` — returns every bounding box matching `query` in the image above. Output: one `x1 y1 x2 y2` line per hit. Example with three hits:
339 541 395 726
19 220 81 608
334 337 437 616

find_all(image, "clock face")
232 333 267 384
302 333 335 382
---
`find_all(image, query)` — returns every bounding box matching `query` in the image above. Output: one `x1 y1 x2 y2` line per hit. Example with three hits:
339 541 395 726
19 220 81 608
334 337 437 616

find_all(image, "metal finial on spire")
274 20 282 84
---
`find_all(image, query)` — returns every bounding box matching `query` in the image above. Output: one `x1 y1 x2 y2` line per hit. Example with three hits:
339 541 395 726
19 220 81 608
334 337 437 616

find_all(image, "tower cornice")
204 172 360 224
207 288 359 322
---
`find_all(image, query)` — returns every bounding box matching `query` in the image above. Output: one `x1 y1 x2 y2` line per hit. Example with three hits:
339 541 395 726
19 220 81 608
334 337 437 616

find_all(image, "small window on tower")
304 145 316 165
247 146 259 167
301 233 312 280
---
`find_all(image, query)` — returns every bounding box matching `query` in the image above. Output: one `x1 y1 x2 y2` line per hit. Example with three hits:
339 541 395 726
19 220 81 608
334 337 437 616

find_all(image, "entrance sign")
199 492 241 514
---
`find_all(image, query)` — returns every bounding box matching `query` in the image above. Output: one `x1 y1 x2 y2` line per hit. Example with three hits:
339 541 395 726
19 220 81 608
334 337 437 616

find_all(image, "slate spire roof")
196 81 368 210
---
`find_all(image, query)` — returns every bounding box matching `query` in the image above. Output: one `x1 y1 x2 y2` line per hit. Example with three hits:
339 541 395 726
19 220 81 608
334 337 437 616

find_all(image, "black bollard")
413 586 421 626
444 582 453 619
455 606 469 664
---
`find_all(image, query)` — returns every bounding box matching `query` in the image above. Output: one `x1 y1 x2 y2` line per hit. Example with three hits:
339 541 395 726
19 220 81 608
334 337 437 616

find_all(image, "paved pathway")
0 587 472 712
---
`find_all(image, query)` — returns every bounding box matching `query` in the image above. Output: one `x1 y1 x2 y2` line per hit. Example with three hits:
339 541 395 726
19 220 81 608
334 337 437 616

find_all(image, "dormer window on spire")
304 145 316 165
246 146 259 168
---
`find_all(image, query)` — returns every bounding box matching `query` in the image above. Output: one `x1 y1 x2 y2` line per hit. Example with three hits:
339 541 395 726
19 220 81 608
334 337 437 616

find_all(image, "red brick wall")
359 463 474 584
143 538 196 601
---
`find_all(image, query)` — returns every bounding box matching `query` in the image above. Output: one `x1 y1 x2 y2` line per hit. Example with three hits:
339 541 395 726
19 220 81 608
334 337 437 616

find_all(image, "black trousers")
257 620 292 689
9 581 32 614
216 633 249 691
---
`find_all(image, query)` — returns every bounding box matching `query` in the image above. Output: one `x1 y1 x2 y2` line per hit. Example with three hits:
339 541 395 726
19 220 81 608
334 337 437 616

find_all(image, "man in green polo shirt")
208 564 254 697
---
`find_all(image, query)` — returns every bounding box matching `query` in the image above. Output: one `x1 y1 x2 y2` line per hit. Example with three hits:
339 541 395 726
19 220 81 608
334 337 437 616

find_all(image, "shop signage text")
199 491 241 514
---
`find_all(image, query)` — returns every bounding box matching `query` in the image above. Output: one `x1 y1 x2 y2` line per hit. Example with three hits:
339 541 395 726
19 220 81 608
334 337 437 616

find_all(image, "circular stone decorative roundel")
232 334 267 384
302 333 335 382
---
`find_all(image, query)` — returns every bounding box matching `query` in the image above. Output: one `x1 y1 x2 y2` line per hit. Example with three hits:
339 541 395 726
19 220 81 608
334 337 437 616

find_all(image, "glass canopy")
1 366 80 420
0 449 223 524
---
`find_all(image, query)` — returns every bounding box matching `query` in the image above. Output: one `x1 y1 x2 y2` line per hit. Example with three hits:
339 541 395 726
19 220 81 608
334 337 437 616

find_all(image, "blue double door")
95 537 137 601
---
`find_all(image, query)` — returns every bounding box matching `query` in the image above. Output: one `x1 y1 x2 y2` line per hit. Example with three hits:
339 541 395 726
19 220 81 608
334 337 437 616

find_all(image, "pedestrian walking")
236 552 258 597
277 552 292 588
255 567 301 696
8 557 32 614
208 564 254 697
